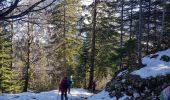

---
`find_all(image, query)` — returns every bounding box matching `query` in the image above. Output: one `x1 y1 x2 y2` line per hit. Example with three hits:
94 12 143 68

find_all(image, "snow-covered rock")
89 49 170 100
117 70 128 77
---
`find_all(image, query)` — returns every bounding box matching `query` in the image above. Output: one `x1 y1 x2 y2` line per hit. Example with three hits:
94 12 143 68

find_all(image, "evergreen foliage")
112 39 137 70
0 29 21 93
74 37 89 88
49 0 82 88
0 67 21 93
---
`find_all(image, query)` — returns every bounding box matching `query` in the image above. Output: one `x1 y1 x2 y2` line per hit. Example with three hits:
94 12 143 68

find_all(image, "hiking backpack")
63 80 71 88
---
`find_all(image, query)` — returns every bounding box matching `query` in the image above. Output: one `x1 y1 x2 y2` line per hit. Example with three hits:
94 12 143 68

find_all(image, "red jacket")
59 78 67 92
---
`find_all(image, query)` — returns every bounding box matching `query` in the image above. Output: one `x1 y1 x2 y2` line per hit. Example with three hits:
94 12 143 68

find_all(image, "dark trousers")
68 87 71 94
92 87 95 92
61 91 68 100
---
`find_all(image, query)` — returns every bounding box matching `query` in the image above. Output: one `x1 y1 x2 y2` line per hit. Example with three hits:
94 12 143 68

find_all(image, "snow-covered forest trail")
0 88 93 100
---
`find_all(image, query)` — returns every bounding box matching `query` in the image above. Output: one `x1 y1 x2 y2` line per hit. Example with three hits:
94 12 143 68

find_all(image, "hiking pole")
57 91 60 100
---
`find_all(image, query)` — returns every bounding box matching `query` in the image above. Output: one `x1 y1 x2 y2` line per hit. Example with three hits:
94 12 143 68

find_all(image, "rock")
115 92 123 99
133 92 140 99
150 54 159 59
105 70 170 99
110 90 116 97
121 79 126 83
162 82 168 89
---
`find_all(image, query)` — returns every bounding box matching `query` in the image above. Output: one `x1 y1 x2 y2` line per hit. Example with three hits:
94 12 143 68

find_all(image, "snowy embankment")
0 88 92 100
132 49 170 78
88 90 130 100
88 90 114 100
89 49 170 100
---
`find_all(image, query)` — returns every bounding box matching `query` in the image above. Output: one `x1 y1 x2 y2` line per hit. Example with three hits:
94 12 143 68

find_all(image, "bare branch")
0 0 57 20
0 0 19 17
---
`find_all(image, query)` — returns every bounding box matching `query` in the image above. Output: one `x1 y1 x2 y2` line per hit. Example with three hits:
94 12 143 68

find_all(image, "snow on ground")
88 90 115 100
88 90 131 100
132 48 170 78
0 88 92 100
0 88 131 100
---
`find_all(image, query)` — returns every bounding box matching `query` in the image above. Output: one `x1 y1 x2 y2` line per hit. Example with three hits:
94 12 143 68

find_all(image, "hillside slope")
132 49 170 78
88 48 170 100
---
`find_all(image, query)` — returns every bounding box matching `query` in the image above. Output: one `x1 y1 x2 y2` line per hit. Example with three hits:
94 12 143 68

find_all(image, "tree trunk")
10 21 14 69
130 0 133 40
154 3 158 49
146 0 151 54
63 0 67 76
137 0 142 66
159 0 165 49
88 0 97 89
120 0 124 69
23 39 31 92
23 15 33 92
84 47 87 89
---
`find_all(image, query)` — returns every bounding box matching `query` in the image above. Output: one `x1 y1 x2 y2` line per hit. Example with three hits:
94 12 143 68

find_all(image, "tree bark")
23 15 33 92
137 0 142 66
146 0 151 54
0 0 56 20
88 0 97 89
120 0 124 69
130 0 133 40
159 0 165 49
10 21 14 69
63 0 67 76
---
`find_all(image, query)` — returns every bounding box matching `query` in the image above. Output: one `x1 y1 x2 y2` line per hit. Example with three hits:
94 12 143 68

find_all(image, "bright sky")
81 0 93 5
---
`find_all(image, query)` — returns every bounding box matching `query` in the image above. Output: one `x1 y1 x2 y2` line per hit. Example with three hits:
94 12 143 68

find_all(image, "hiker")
92 81 96 92
67 76 72 94
59 77 69 100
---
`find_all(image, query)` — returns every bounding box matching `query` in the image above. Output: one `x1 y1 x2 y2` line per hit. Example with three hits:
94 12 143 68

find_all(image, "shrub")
160 55 170 62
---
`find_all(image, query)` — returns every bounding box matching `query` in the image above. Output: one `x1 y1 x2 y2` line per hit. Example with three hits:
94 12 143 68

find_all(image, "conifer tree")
0 25 21 93
49 0 82 86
